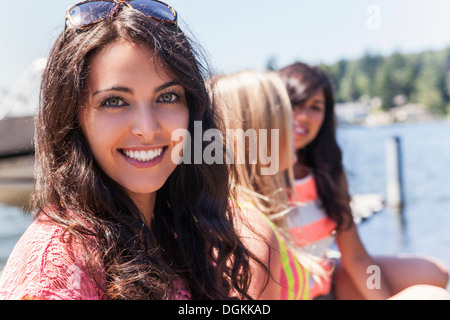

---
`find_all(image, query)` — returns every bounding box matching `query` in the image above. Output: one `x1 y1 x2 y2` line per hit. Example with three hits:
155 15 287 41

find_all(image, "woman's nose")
130 106 161 140
293 107 310 121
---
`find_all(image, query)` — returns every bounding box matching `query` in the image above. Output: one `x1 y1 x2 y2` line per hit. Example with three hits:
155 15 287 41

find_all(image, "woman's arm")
236 208 283 300
336 223 393 299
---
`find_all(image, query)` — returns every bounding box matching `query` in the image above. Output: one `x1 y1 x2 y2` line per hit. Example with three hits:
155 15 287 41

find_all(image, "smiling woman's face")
79 40 189 208
292 88 326 150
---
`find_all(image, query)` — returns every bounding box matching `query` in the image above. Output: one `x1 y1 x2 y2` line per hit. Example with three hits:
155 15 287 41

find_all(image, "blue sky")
1 0 450 90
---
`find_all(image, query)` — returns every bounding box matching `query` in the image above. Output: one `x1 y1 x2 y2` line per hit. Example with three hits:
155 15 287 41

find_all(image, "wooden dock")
351 193 385 224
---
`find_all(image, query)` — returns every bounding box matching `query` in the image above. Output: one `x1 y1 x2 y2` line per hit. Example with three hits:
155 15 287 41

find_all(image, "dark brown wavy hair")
279 62 353 230
32 7 253 300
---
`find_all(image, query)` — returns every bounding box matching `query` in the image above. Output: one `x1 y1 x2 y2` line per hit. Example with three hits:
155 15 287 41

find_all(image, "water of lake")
339 119 450 290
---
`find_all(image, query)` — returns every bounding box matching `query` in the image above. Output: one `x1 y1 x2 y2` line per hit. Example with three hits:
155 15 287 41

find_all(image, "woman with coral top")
0 1 260 300
279 61 449 299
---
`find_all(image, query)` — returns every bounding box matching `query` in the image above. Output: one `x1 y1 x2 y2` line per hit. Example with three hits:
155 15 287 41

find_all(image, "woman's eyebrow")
93 86 134 96
92 81 182 97
313 99 325 104
155 81 182 92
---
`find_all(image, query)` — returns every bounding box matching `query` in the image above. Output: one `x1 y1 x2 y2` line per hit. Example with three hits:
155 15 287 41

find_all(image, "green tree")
374 62 394 110
357 52 383 97
414 51 446 114
320 59 347 102
276 47 450 115
373 52 417 110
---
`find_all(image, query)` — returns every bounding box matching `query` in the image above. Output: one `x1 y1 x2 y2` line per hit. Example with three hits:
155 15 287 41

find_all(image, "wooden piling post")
386 136 404 211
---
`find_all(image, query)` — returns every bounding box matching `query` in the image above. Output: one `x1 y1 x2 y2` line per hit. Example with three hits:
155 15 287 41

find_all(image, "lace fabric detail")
0 218 191 300
0 219 105 300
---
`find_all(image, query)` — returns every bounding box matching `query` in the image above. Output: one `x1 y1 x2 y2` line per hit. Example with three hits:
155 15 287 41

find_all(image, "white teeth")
123 148 163 162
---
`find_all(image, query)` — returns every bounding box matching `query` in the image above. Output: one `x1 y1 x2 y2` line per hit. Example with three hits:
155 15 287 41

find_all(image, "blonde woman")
210 70 314 300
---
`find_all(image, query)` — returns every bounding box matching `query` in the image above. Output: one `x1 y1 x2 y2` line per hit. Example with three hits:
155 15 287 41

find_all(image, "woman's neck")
128 192 156 226
293 162 311 180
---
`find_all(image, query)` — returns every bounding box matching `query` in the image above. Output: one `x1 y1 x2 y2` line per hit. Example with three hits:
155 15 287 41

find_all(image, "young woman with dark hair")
279 61 449 300
0 1 257 300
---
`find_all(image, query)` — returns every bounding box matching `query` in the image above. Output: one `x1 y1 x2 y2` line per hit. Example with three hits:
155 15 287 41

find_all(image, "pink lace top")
0 218 191 300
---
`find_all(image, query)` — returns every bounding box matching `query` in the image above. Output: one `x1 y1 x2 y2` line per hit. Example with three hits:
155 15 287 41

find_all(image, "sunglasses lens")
68 1 116 27
128 0 177 23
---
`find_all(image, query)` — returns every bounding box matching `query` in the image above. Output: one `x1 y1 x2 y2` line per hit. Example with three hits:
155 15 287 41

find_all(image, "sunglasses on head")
65 0 177 33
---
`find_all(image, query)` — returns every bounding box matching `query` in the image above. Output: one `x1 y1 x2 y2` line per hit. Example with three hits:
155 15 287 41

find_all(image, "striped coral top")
235 199 309 300
286 173 337 298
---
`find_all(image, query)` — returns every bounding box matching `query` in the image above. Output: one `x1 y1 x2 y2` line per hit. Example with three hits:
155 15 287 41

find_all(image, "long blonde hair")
210 70 327 280
210 70 296 221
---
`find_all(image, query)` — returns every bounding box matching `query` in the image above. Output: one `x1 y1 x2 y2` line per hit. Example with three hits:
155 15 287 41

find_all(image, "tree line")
318 48 450 115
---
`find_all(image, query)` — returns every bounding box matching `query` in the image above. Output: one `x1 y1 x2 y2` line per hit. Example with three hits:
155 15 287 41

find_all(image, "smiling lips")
121 147 165 163
294 126 307 136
